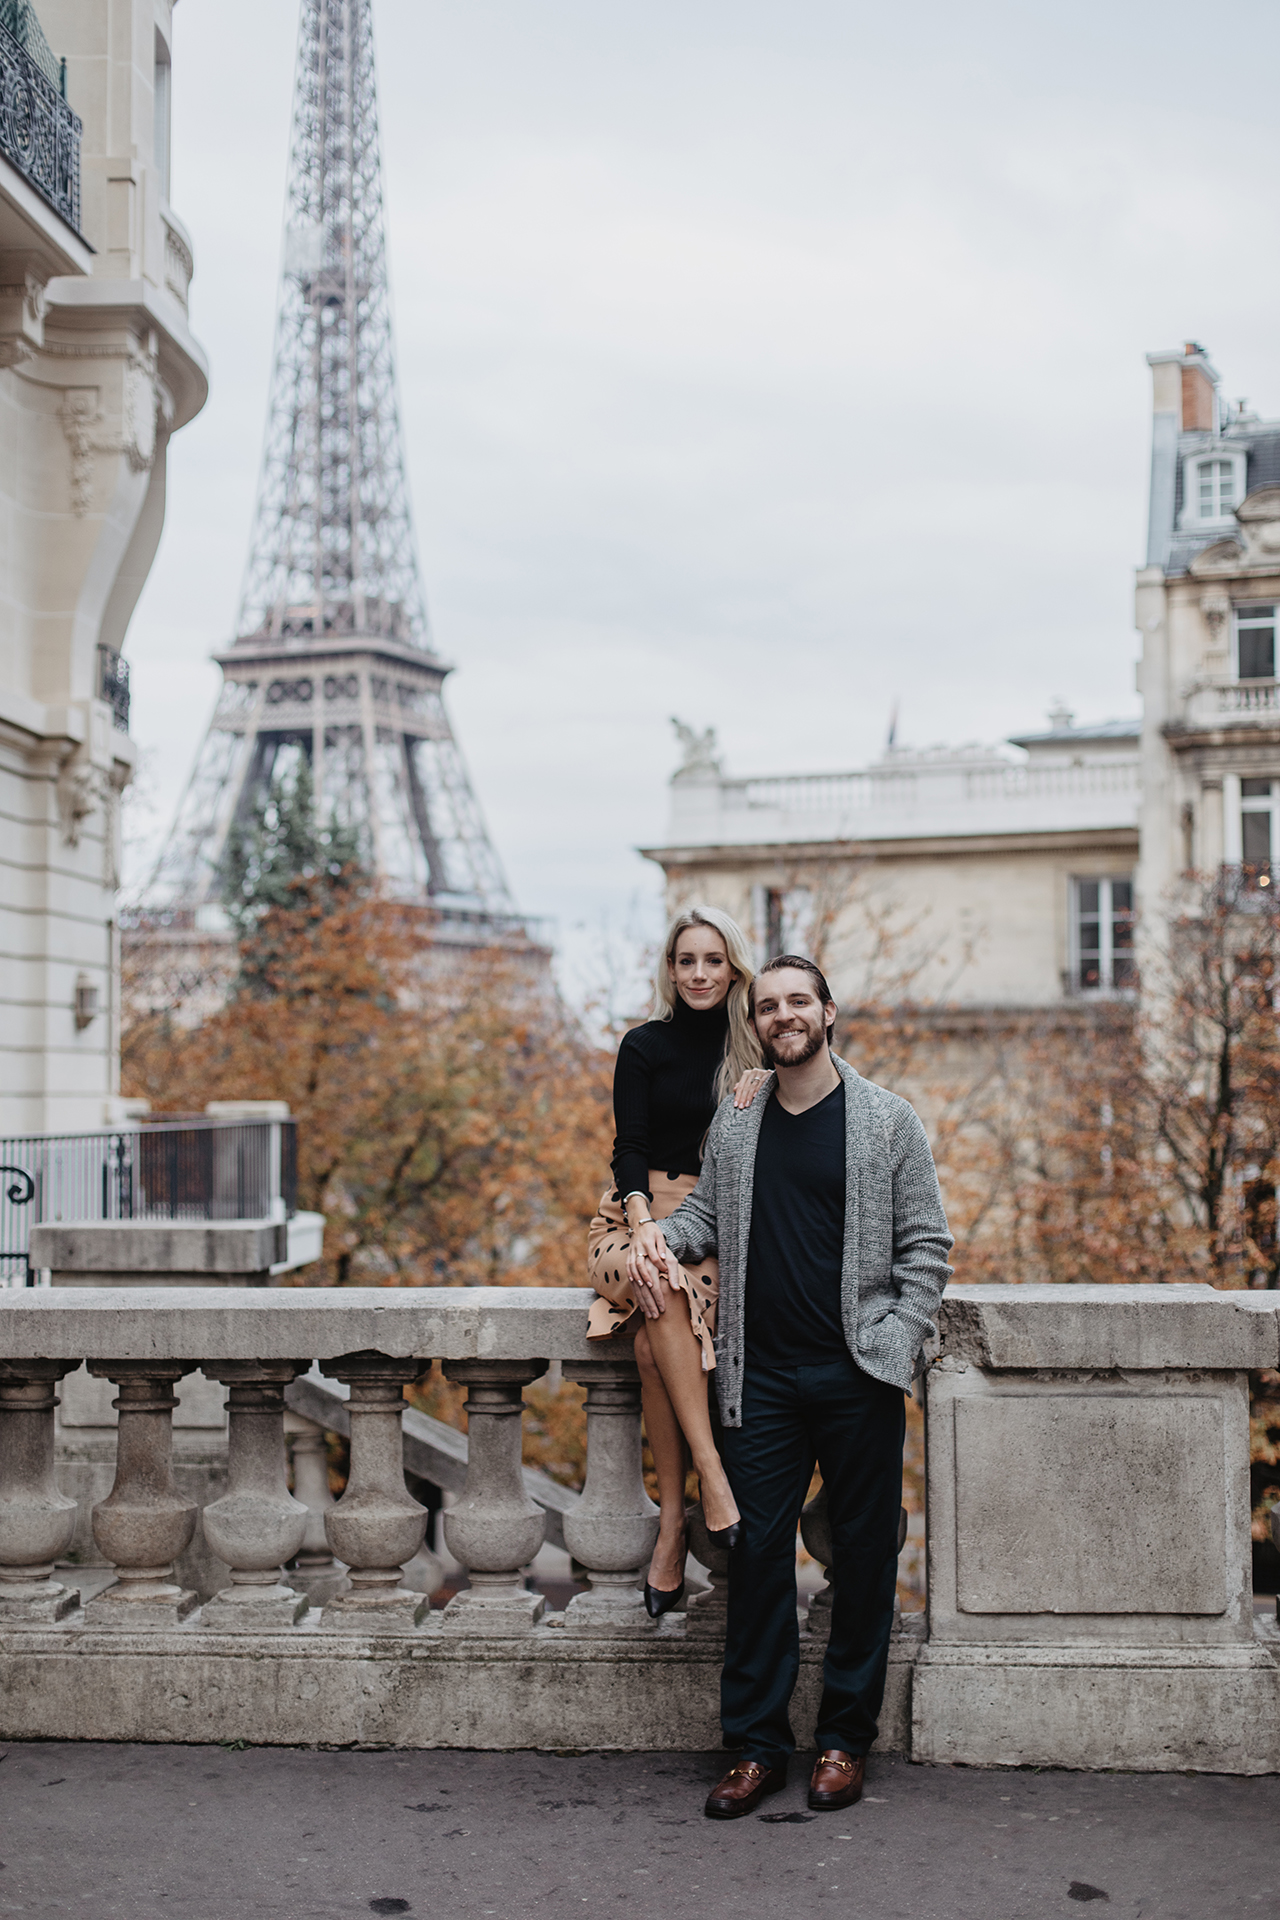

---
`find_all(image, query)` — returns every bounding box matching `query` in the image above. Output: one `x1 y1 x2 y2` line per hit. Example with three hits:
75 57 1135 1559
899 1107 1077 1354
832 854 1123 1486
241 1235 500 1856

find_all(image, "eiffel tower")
147 0 518 940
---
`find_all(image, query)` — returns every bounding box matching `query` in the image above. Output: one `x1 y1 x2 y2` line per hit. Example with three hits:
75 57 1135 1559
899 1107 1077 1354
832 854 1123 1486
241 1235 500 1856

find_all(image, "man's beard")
760 1020 828 1069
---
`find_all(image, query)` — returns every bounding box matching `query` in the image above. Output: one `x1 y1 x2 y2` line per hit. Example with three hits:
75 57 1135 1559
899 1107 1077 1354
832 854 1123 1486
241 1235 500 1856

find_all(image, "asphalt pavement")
0 1741 1274 1920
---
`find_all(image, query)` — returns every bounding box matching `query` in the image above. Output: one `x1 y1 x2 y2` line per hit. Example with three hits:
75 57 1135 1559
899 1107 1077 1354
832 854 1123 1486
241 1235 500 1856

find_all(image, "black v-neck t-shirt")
745 1081 847 1368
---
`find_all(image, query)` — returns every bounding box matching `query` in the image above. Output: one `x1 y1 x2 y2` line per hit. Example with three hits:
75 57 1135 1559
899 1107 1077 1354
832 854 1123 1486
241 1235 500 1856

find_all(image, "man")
628 954 951 1819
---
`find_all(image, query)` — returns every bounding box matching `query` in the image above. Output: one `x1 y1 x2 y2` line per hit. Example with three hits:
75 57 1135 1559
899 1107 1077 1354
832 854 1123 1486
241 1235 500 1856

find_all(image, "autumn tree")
124 886 614 1292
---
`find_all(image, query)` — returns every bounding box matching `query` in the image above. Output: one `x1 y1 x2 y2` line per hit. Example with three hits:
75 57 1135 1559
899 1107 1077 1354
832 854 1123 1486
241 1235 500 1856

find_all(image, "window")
1197 457 1237 520
1236 605 1276 682
1240 778 1279 887
154 50 171 197
1072 877 1135 992
752 885 813 965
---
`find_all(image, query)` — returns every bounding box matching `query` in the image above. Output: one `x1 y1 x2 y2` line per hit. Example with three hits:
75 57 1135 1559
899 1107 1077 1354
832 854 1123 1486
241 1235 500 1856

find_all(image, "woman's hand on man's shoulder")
732 1067 770 1110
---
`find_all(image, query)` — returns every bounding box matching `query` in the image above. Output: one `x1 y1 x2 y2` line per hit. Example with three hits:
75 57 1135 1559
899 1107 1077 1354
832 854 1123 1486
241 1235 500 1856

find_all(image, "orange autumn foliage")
123 892 614 1291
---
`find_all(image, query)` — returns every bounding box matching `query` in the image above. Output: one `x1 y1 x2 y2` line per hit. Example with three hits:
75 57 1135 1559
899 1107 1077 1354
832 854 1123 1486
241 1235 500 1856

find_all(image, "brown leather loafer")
808 1750 864 1810
704 1759 787 1820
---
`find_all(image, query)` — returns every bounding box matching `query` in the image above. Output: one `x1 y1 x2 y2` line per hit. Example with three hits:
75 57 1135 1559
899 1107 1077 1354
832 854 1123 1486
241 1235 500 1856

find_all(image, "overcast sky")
125 0 1280 995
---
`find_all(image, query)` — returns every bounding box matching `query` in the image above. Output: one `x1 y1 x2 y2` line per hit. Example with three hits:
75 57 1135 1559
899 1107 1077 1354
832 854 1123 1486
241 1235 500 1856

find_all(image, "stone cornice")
642 827 1140 867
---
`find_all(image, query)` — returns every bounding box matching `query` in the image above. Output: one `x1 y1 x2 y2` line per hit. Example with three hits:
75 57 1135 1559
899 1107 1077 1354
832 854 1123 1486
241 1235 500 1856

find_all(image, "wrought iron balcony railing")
97 644 130 732
0 3 81 233
0 1118 298 1287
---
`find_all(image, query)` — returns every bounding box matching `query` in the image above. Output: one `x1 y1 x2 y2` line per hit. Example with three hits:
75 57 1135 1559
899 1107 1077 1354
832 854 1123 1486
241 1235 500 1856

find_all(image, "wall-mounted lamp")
74 974 99 1030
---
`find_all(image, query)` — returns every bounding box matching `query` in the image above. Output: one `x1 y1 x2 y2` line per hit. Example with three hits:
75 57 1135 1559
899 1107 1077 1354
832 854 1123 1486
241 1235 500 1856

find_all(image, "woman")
587 905 767 1615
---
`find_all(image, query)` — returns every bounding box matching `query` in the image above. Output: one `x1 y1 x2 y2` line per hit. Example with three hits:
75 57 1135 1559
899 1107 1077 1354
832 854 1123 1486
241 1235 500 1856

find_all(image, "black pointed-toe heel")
644 1580 686 1620
708 1521 741 1552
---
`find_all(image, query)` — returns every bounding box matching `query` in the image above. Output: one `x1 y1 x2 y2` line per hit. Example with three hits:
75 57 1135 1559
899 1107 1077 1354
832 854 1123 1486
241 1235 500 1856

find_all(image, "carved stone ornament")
1200 592 1230 636
58 758 100 847
56 357 160 516
1188 537 1246 578
0 272 47 369
124 357 158 472
670 716 722 781
59 388 100 517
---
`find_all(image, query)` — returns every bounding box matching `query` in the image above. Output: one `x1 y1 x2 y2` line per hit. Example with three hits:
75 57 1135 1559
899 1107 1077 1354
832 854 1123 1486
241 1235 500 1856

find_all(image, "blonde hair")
651 905 762 1102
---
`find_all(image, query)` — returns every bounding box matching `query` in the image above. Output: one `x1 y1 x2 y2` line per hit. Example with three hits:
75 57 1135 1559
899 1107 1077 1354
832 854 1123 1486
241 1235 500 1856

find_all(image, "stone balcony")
1178 678 1280 733
657 754 1141 855
0 1282 1277 1770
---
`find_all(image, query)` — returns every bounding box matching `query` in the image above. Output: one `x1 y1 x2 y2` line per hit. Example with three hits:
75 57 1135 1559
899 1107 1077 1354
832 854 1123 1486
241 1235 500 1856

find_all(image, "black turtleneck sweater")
610 996 729 1201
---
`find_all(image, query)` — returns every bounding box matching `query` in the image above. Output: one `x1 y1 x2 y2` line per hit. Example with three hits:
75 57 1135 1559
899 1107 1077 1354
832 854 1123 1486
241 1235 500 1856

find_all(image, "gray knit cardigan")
658 1054 953 1425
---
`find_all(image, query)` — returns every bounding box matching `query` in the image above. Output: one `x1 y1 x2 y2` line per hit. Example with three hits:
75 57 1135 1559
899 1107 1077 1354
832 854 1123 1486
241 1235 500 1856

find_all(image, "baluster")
561 1357 659 1634
200 1361 310 1630
0 1360 81 1623
683 1500 731 1638
441 1359 547 1634
84 1361 199 1627
319 1352 429 1630
802 1483 908 1641
800 1483 832 1642
284 1409 346 1604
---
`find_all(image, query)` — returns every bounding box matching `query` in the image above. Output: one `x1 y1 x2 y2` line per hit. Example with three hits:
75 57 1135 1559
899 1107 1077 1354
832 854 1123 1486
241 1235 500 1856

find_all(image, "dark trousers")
718 1354 906 1771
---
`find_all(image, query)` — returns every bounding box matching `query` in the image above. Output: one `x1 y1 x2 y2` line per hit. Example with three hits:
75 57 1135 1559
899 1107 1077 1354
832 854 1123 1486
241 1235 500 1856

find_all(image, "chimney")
1146 342 1220 432
1179 341 1217 432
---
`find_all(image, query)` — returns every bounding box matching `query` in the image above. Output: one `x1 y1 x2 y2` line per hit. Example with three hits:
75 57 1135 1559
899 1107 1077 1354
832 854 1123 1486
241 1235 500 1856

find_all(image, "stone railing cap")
0 1285 601 1363
3 1281 1275 1370
937 1283 1280 1371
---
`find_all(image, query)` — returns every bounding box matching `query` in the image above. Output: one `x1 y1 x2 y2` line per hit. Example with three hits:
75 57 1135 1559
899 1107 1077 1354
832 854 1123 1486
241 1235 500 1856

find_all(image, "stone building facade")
645 341 1280 1030
644 715 1140 1017
1136 342 1280 920
0 1 206 1132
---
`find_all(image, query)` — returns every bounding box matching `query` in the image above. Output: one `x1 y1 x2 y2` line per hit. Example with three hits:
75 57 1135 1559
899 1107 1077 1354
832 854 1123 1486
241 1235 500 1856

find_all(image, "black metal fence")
0 1119 298 1287
0 5 81 232
97 645 130 732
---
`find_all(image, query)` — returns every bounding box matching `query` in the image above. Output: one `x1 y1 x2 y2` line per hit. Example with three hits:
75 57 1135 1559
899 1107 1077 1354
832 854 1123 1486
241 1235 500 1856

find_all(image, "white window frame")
1070 876 1135 996
1234 604 1277 683
153 43 171 198
750 883 814 967
1178 448 1247 531
1239 777 1280 884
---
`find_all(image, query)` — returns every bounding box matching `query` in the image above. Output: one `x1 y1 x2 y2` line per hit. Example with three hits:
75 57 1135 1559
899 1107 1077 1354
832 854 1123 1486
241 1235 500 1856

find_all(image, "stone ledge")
0 1623 921 1754
911 1633 1280 1774
33 1221 287 1283
936 1284 1280 1372
7 1282 1277 1368
0 1286 602 1361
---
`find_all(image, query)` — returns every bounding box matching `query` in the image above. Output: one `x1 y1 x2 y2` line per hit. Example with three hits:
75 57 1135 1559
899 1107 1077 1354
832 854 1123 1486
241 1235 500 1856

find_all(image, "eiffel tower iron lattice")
148 0 518 936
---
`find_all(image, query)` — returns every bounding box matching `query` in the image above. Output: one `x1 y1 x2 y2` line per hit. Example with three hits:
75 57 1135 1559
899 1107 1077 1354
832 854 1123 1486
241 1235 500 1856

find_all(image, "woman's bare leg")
634 1326 688 1591
643 1289 740 1533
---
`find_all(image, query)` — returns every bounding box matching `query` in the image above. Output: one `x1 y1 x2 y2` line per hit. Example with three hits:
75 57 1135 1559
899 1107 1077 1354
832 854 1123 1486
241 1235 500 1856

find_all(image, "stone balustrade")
0 1281 1275 1769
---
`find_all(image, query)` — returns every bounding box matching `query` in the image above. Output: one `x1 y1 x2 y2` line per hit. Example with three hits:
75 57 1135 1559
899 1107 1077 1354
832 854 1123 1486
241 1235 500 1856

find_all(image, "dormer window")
1197 458 1236 519
1236 605 1275 682
1179 447 1246 530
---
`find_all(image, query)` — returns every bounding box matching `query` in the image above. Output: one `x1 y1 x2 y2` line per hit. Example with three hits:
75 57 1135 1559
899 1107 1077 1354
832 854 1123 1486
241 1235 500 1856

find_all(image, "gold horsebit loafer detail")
808 1750 865 1811
704 1760 788 1820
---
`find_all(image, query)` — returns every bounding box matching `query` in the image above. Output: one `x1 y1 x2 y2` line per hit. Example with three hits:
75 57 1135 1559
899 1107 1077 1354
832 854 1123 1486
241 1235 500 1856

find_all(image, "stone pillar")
1200 777 1225 872
84 1362 200 1627
199 1362 310 1630
284 1410 346 1606
441 1359 548 1635
802 1484 907 1643
319 1353 429 1630
0 1361 81 1623
682 1501 730 1638
561 1358 659 1635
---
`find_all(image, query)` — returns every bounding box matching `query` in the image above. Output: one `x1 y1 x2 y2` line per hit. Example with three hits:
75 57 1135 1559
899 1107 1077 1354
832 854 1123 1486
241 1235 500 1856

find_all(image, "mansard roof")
1165 424 1280 577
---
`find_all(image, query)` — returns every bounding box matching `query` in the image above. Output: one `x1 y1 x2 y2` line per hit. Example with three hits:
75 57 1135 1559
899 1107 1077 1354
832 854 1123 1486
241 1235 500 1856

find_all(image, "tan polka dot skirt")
586 1170 719 1371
